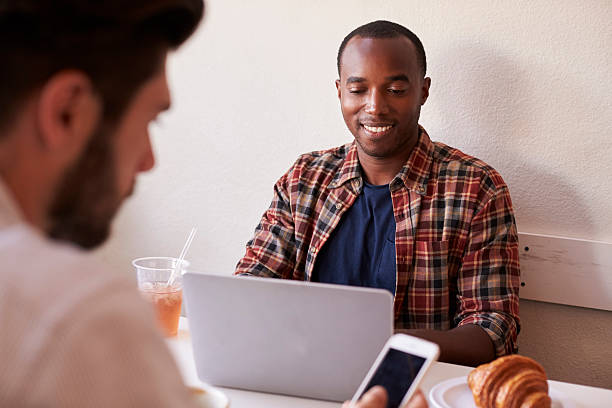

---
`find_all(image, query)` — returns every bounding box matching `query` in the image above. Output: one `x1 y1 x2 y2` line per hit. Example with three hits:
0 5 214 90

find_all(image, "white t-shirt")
0 182 200 407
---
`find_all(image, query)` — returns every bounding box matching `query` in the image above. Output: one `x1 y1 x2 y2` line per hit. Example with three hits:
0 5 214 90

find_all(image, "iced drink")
132 257 188 337
139 282 183 337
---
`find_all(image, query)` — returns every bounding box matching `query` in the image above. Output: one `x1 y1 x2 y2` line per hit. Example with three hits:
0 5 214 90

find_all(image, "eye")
348 88 366 94
389 88 406 95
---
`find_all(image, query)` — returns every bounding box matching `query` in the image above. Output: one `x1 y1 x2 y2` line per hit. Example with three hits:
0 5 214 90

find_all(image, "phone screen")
359 348 426 408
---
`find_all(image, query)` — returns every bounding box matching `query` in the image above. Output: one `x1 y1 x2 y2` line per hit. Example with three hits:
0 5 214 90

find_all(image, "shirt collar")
329 126 434 195
0 178 25 228
391 126 434 195
328 142 362 192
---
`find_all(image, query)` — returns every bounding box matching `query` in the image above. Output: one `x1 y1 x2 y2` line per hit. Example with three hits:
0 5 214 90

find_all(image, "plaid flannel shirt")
235 127 520 356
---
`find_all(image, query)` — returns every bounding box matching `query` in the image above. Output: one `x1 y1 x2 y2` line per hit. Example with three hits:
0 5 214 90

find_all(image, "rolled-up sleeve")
455 187 521 357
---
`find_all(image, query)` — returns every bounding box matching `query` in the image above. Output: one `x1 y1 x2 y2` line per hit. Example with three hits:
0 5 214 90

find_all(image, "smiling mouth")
362 124 394 134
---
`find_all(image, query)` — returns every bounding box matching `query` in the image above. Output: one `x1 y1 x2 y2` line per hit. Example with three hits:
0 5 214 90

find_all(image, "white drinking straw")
167 227 197 287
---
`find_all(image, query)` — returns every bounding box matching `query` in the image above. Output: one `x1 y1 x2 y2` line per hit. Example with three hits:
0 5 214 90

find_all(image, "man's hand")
342 386 428 408
397 324 496 366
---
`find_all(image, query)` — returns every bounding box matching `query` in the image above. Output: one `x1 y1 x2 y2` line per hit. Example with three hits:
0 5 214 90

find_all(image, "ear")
335 79 342 100
36 70 101 151
420 77 431 105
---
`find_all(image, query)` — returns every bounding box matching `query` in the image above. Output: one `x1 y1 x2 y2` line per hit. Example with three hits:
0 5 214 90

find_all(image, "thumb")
359 386 388 407
404 389 428 408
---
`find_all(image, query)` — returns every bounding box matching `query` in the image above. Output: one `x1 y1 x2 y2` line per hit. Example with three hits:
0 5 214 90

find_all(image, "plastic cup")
132 257 189 337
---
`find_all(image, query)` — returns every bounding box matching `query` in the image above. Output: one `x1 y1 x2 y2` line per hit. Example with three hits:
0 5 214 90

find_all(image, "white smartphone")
350 334 440 408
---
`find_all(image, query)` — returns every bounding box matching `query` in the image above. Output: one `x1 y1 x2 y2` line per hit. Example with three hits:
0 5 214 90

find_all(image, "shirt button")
335 203 342 210
417 186 425 194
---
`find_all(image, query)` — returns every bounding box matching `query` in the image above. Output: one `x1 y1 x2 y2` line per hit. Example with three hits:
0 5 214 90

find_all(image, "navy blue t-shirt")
311 182 397 295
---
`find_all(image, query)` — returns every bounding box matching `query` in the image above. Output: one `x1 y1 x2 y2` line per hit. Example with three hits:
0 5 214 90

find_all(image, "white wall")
95 0 612 387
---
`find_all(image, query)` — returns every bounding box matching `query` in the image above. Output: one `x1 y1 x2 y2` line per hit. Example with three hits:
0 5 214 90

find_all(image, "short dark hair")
337 20 426 77
0 0 204 135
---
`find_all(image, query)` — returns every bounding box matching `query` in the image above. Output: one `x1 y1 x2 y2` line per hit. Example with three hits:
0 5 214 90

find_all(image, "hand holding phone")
349 334 439 408
345 387 429 408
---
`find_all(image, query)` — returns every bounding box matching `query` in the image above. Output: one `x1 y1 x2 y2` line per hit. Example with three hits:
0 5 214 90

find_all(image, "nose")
364 88 389 115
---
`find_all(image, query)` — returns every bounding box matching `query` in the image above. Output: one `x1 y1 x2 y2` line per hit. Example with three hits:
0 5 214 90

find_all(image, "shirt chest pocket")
413 240 449 290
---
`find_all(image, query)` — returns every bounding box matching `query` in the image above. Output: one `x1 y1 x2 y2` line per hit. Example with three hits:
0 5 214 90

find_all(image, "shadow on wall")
428 44 610 388
520 300 612 389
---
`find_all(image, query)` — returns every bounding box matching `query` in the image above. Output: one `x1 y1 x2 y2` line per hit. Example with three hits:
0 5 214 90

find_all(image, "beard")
46 123 122 250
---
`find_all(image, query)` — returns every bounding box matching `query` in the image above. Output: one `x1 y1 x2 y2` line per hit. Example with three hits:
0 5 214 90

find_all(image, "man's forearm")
397 324 495 366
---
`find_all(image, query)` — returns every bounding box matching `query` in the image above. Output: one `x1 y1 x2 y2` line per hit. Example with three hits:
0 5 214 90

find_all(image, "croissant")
467 355 551 408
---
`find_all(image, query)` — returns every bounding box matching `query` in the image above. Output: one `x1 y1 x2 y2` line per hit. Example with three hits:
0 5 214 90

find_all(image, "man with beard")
236 20 520 367
0 1 206 406
0 3 424 407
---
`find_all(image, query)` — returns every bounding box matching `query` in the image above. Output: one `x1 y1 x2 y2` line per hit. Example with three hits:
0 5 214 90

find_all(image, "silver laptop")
183 272 393 402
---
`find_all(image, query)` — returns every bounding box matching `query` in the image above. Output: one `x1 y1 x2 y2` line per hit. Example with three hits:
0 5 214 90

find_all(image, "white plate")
428 376 577 408
188 385 230 408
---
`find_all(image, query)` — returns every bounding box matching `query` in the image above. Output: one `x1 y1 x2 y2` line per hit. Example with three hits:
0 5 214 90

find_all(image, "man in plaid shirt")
235 20 520 366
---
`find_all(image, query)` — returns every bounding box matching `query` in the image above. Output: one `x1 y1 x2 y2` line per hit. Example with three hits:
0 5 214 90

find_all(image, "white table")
166 318 611 407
